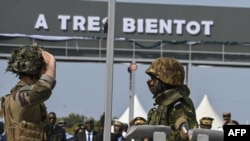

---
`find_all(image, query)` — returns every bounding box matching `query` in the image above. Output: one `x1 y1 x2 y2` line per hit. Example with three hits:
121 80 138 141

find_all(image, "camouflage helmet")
145 57 185 86
6 43 45 74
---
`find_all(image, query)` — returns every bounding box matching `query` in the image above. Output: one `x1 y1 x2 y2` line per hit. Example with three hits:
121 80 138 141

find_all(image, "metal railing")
1 37 250 68
125 125 224 141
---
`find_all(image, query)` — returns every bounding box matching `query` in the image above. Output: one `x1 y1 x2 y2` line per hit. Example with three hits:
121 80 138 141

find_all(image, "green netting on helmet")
145 57 185 86
6 44 46 74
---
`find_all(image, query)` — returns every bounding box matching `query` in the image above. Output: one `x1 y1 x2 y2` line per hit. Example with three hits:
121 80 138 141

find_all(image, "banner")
1 0 250 42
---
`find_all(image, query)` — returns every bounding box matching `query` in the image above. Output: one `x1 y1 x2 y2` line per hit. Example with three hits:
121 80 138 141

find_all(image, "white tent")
118 95 148 124
196 94 223 129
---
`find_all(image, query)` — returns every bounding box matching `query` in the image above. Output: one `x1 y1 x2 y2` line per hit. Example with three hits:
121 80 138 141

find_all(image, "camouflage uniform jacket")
147 85 198 141
0 74 56 141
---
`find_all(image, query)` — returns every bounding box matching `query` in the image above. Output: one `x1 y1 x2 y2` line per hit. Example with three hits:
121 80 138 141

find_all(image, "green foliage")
57 113 86 135
56 113 119 135
94 120 99 132
56 113 105 135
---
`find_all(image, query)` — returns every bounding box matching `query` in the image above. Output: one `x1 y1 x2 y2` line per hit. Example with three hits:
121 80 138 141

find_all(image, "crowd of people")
0 43 240 141
198 112 239 130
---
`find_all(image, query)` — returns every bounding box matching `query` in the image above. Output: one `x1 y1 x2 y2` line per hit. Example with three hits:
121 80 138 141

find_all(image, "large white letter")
145 19 158 33
201 21 214 35
241 129 246 136
173 20 186 35
235 129 240 136
228 129 235 136
123 18 136 33
159 19 172 34
137 19 144 33
73 16 86 31
88 16 100 31
186 21 200 35
34 14 48 29
58 15 71 30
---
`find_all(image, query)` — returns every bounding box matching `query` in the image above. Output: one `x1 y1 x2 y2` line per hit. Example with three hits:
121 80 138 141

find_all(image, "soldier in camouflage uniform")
0 43 56 141
145 57 198 141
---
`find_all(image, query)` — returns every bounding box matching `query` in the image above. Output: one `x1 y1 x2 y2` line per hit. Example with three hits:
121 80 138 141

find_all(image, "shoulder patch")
173 101 183 109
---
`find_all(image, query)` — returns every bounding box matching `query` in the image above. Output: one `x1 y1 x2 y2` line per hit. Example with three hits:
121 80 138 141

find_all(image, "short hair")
84 116 94 124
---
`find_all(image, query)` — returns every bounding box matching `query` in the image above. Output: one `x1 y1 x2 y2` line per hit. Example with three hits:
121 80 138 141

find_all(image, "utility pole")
128 62 138 122
104 0 115 141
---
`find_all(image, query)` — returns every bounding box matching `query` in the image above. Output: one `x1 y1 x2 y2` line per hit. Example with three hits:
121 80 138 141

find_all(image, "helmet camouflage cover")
145 57 185 86
6 43 45 74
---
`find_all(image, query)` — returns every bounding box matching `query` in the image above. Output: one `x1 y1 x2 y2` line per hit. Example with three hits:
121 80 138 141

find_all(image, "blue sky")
1 0 250 126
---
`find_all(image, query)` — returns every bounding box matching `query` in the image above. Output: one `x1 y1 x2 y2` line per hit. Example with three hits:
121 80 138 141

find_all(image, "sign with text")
224 125 250 140
1 0 250 42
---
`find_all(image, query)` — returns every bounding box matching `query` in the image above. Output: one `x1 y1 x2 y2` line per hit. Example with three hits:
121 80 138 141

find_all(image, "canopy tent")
118 95 148 124
196 94 223 129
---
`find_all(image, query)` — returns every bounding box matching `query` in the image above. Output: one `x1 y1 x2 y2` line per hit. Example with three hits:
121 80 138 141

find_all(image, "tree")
57 113 86 134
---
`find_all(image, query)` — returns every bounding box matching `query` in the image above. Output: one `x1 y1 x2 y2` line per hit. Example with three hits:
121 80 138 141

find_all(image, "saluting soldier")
0 44 56 141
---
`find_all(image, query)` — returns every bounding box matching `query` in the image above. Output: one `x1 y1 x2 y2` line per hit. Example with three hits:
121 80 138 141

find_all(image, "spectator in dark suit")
74 116 98 141
47 112 67 141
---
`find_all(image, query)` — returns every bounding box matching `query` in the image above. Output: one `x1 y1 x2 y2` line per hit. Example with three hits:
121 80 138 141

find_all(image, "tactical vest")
147 99 198 141
0 94 47 141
